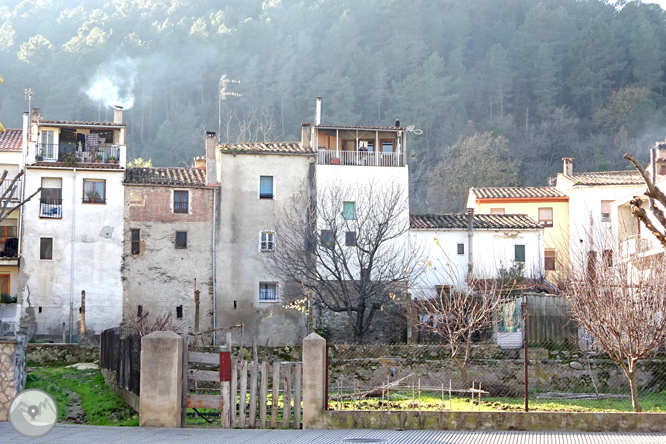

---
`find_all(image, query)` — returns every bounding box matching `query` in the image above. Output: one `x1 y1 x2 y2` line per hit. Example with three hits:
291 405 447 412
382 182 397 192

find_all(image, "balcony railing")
620 234 657 258
36 143 121 165
316 149 404 167
39 198 62 219
0 176 21 202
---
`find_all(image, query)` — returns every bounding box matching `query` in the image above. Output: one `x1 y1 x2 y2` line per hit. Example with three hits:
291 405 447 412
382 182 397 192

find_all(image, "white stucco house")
19 107 127 341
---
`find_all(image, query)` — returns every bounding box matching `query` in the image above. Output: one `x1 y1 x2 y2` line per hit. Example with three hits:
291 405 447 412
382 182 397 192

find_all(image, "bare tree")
267 181 420 342
220 107 280 144
410 250 514 386
0 170 42 224
624 152 666 248
560 229 666 412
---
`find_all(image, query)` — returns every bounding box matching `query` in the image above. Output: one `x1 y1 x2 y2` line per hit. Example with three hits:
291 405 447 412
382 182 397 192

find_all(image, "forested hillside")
1 0 665 211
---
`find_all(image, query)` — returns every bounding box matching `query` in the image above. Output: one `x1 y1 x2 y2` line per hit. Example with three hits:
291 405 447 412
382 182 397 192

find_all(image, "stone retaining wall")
27 343 99 366
0 331 27 422
313 410 666 432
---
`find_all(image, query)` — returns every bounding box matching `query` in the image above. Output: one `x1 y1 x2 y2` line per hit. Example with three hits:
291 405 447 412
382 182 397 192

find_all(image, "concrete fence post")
302 332 326 429
139 331 183 427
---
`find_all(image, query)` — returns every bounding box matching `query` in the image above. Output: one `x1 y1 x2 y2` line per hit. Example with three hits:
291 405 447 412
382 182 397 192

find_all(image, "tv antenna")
25 88 35 112
218 75 242 143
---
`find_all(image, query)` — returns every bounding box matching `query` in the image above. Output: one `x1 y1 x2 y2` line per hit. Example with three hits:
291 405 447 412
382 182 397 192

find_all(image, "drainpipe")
212 186 218 344
650 146 657 213
69 168 77 343
467 208 474 278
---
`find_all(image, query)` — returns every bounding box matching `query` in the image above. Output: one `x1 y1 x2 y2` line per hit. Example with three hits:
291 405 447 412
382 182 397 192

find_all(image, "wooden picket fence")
181 334 303 429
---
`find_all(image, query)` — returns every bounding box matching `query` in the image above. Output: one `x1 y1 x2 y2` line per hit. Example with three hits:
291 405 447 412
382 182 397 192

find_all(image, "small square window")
40 237 53 260
601 200 612 222
457 243 464 255
343 201 356 220
83 179 106 204
174 190 189 213
260 176 274 199
539 207 553 227
490 208 505 215
345 231 357 246
321 229 334 249
603 249 613 267
176 305 183 319
435 285 452 297
259 282 278 301
515 244 526 263
261 232 275 251
131 229 141 255
175 231 187 249
545 249 556 271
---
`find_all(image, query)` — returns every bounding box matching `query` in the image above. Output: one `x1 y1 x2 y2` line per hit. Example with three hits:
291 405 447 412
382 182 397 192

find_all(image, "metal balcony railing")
316 149 403 167
36 143 121 165
39 198 62 219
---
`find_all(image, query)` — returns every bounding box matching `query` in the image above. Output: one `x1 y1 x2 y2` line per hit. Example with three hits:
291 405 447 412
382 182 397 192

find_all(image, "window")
0 222 18 257
0 275 9 296
545 249 556 271
345 231 357 246
320 229 333 249
514 244 525 263
343 201 355 220
601 200 612 222
259 282 278 302
40 178 62 219
457 243 464 255
174 190 189 213
538 207 553 227
176 305 183 319
260 231 275 251
175 231 187 249
260 176 274 199
603 249 613 267
435 285 452 297
490 208 505 215
131 229 141 255
381 139 394 153
40 238 53 260
660 165 666 175
83 179 106 204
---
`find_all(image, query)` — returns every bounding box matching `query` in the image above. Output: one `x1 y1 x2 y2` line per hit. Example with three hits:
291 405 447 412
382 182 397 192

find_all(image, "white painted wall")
20 167 124 338
410 227 544 293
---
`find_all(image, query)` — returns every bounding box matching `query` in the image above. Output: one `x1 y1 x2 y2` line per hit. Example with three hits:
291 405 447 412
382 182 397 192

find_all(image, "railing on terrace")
317 149 404 167
36 143 121 165
620 234 656 257
0 176 21 201
39 198 62 218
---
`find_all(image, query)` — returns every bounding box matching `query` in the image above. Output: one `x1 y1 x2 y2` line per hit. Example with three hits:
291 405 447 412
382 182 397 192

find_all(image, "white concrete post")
139 331 183 428
302 332 326 429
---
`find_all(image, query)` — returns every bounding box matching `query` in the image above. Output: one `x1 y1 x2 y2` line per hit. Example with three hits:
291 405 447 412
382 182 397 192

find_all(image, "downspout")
467 208 474 278
18 112 29 261
212 186 217 344
69 168 77 343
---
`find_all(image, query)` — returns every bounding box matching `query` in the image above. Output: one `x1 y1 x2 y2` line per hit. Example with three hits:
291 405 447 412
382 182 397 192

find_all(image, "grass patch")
26 366 139 426
327 391 666 413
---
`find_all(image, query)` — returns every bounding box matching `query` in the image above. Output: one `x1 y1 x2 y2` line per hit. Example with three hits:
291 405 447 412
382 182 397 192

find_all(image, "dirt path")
63 389 86 424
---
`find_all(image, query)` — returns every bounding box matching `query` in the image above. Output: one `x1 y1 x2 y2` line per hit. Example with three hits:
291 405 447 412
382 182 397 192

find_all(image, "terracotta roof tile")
562 171 644 186
220 142 313 154
410 214 542 230
0 129 22 151
38 119 124 127
124 167 207 187
472 186 566 199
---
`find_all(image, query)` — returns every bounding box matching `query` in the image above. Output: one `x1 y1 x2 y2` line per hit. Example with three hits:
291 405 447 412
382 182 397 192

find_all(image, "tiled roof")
125 167 208 187
472 186 566 199
562 171 644 186
316 124 406 131
38 119 124 127
410 214 542 230
0 129 22 151
220 142 314 154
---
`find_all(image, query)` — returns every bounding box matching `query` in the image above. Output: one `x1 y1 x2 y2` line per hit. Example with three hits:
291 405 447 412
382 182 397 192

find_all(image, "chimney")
301 123 312 149
31 108 40 123
395 118 400 128
113 105 123 124
315 97 322 126
205 131 217 185
562 158 573 176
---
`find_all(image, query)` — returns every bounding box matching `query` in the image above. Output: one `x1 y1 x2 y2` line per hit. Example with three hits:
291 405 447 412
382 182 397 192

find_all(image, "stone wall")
316 300 404 344
0 330 27 422
26 343 99 366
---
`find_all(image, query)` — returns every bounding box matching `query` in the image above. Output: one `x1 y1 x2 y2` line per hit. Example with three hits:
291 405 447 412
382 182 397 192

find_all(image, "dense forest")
1 0 666 211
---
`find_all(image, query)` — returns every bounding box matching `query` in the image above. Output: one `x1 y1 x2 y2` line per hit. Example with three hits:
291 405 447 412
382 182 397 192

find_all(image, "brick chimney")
301 123 312 150
562 158 573 176
205 131 217 185
113 106 123 124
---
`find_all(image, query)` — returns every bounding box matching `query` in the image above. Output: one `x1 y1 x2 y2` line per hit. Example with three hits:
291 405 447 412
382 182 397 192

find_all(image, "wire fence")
30 304 123 344
327 340 666 413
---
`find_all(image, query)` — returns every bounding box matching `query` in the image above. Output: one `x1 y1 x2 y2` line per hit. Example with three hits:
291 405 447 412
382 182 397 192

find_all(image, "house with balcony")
18 107 126 341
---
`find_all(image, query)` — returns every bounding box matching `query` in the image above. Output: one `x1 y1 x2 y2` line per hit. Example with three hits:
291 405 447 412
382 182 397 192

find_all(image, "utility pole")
218 75 241 143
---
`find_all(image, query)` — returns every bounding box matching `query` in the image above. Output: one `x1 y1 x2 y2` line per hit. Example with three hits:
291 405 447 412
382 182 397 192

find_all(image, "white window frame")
39 237 53 261
260 231 275 252
259 282 279 302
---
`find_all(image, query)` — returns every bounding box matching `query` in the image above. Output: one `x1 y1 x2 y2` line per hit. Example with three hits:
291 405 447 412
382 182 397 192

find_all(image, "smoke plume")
84 57 137 109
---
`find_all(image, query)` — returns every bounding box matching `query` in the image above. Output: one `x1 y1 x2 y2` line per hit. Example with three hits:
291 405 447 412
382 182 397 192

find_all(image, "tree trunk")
622 364 642 412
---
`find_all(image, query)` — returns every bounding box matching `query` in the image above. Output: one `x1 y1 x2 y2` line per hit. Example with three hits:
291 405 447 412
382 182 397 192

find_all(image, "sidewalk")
1 423 665 444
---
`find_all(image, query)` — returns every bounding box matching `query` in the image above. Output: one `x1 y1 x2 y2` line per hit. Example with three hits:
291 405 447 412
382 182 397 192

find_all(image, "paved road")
1 423 665 444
